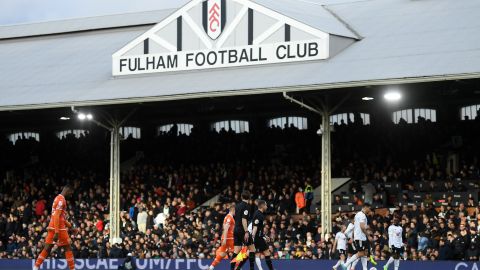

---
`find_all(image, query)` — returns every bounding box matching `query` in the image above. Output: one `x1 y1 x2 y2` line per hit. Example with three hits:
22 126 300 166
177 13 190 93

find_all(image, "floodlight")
362 97 374 101
86 114 93 120
384 91 401 102
78 113 86 120
60 117 70 120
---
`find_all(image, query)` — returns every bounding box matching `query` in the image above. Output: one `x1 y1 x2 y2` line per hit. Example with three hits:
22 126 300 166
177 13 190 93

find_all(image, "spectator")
295 188 306 214
118 253 137 270
136 208 148 234
305 183 314 214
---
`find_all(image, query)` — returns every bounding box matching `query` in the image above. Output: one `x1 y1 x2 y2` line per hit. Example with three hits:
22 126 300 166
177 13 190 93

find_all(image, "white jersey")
388 224 403 248
345 223 354 239
353 211 368 241
335 232 347 251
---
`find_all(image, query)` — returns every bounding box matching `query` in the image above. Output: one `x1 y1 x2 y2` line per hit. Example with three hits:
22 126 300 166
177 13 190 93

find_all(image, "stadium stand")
1 119 480 261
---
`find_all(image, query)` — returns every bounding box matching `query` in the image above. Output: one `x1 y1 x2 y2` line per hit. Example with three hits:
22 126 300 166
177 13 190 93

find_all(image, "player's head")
229 203 236 215
61 184 74 197
241 190 251 201
257 200 267 212
362 203 372 214
392 216 399 225
341 224 346 232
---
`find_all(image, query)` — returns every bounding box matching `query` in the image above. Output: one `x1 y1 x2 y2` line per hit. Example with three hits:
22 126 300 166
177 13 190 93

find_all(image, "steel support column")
320 111 332 237
109 125 121 244
282 92 348 239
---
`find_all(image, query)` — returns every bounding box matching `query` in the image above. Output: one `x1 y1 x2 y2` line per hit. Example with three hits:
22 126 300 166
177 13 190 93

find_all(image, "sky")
0 0 190 25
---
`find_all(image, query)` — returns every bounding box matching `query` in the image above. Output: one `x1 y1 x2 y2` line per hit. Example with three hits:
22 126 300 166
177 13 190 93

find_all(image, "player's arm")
332 237 337 252
345 225 353 237
251 221 258 239
360 221 368 235
242 218 248 232
52 209 62 241
242 209 250 240
222 221 230 245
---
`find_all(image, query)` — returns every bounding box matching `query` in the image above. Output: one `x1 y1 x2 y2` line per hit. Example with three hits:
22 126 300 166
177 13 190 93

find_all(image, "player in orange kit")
33 185 76 270
208 204 236 270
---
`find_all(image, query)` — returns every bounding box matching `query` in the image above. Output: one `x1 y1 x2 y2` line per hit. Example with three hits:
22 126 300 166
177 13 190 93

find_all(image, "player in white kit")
332 224 348 270
344 216 359 270
343 204 372 270
384 217 403 270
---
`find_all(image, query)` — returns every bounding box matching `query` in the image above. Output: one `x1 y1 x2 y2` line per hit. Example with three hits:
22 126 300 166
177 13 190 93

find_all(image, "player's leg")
209 246 227 270
262 250 273 270
333 251 345 270
393 248 401 270
248 246 256 270
344 241 362 269
344 252 358 269
384 247 395 270
355 245 368 270
255 253 264 270
393 259 400 270
61 232 75 270
333 251 346 270
247 235 256 270
232 230 244 270
359 250 368 270
34 230 55 270
384 257 394 270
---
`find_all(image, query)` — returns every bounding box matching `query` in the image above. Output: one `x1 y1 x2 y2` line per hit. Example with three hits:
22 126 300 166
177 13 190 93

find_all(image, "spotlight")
78 113 86 120
384 91 401 102
362 97 374 101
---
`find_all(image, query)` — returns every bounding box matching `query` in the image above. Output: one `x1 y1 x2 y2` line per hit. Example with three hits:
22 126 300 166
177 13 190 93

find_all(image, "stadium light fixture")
362 97 374 101
384 91 402 102
59 116 70 120
77 112 93 121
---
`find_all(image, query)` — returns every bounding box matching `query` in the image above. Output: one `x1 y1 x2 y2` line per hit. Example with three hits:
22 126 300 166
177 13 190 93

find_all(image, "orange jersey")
222 213 235 240
47 194 68 232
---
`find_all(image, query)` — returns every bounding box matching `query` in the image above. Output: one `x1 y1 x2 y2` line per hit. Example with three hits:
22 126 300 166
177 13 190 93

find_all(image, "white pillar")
109 126 121 244
320 112 332 238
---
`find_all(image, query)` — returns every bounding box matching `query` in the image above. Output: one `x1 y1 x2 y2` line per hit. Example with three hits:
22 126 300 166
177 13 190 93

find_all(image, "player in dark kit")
231 191 255 270
251 200 274 270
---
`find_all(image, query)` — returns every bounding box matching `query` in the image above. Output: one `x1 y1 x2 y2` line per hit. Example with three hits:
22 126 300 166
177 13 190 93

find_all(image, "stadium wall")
0 259 479 270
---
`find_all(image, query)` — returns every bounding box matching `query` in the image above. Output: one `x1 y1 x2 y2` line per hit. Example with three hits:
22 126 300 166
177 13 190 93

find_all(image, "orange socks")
65 250 75 270
35 249 49 268
211 250 226 267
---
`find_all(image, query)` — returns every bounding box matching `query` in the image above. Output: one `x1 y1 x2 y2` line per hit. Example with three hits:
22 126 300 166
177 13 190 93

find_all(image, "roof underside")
0 0 480 110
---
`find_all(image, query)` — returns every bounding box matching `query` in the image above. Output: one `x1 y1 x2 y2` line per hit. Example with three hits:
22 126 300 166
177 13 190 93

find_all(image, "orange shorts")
45 229 70 246
217 239 234 254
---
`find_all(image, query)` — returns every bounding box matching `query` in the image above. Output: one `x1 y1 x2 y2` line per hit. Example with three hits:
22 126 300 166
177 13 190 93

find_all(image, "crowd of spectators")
0 120 480 261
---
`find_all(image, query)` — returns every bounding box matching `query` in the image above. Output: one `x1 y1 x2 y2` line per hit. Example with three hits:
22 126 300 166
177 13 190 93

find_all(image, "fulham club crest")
203 0 226 40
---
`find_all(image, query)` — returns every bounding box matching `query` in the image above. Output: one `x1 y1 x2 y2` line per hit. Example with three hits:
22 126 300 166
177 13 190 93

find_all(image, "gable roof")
252 0 358 39
0 9 176 40
0 0 479 111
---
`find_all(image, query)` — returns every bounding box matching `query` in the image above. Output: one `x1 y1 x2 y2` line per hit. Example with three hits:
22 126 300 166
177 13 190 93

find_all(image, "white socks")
352 258 359 270
394 259 400 270
256 257 263 270
333 259 345 269
344 254 358 268
385 257 394 268
360 256 368 270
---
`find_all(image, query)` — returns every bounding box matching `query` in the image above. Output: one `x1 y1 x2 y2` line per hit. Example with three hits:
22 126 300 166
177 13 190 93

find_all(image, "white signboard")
113 39 328 76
